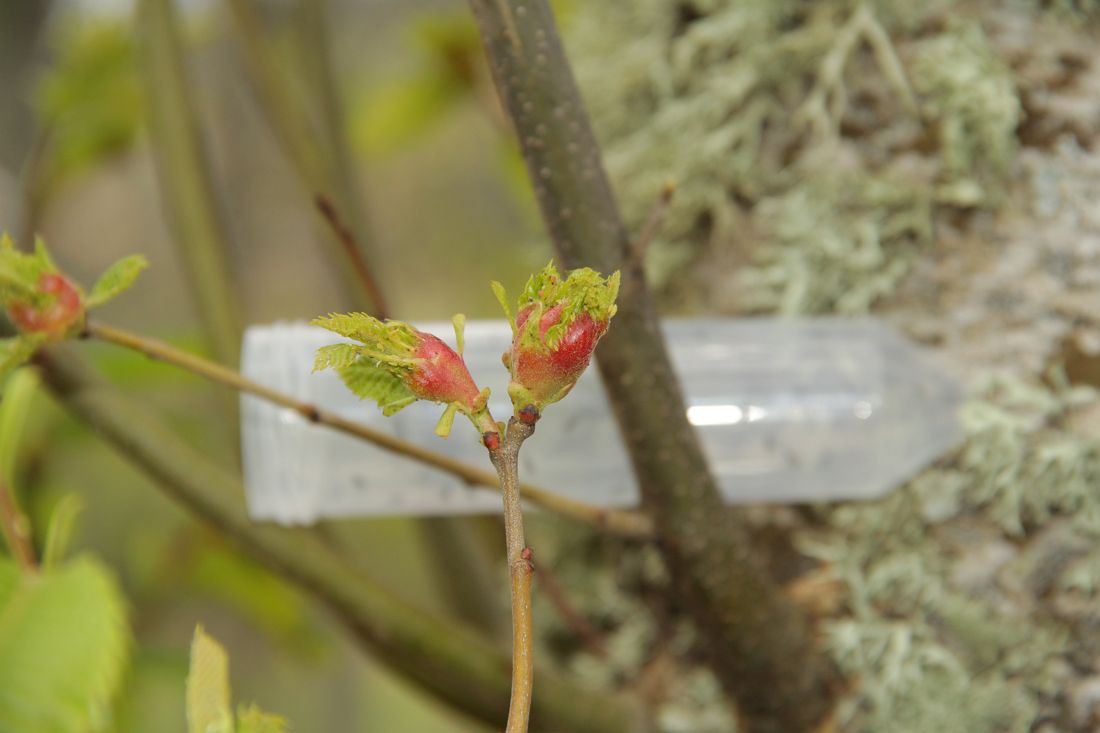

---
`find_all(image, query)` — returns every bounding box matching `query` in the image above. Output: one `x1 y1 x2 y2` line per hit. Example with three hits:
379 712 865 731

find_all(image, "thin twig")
295 0 391 317
630 181 676 267
531 555 608 658
489 417 536 733
0 481 36 572
226 0 389 315
314 195 389 318
82 319 652 538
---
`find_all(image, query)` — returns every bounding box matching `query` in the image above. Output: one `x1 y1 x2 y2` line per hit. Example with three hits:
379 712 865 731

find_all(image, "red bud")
405 333 482 410
7 272 84 339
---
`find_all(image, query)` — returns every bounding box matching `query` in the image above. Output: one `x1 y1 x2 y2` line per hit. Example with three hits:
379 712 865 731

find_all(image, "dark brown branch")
466 2 838 730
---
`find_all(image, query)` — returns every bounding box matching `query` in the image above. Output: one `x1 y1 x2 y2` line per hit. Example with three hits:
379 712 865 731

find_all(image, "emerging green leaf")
35 22 141 188
434 401 459 437
42 495 84 571
0 367 40 490
184 628 289 733
86 254 148 308
518 261 620 350
187 626 233 733
491 280 513 329
311 313 419 355
452 313 466 356
0 556 130 733
312 343 365 373
0 235 51 304
313 312 488 432
337 360 418 416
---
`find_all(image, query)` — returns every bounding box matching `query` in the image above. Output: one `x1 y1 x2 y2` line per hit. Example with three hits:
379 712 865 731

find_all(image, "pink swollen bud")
405 333 482 411
499 262 619 414
7 272 83 339
511 308 608 410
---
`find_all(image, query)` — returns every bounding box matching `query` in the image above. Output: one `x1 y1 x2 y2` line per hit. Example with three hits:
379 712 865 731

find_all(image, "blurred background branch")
136 0 242 367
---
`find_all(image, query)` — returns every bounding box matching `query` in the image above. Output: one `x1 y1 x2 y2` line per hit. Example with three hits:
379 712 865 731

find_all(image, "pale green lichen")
559 4 1096 728
568 1 1021 312
736 175 933 314
911 20 1020 202
802 374 1098 731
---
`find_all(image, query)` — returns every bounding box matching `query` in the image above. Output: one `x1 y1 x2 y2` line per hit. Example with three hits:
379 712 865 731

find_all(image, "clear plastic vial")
240 318 963 525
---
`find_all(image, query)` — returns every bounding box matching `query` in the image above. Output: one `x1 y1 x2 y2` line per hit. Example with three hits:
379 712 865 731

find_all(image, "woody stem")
488 417 536 733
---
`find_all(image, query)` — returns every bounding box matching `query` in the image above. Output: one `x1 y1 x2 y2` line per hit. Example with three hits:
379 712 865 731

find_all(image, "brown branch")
531 555 607 658
466 2 838 730
83 319 652 538
488 417 536 733
0 481 36 572
314 195 390 318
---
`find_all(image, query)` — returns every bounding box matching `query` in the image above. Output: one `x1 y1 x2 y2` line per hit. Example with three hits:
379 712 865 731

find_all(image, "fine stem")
314 195 389 318
83 319 652 538
0 481 36 572
489 417 535 733
530 554 608 658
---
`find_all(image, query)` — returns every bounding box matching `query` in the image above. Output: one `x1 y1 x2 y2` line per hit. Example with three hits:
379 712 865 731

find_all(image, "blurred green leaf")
351 12 482 157
87 255 149 309
0 368 39 489
188 542 311 644
187 627 233 733
186 627 290 733
41 494 84 570
36 21 141 189
352 74 461 156
0 337 46 383
0 234 52 304
0 555 130 732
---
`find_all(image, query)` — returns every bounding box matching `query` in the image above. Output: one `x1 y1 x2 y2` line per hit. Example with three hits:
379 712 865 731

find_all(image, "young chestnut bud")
312 313 490 438
7 272 84 340
493 262 619 417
